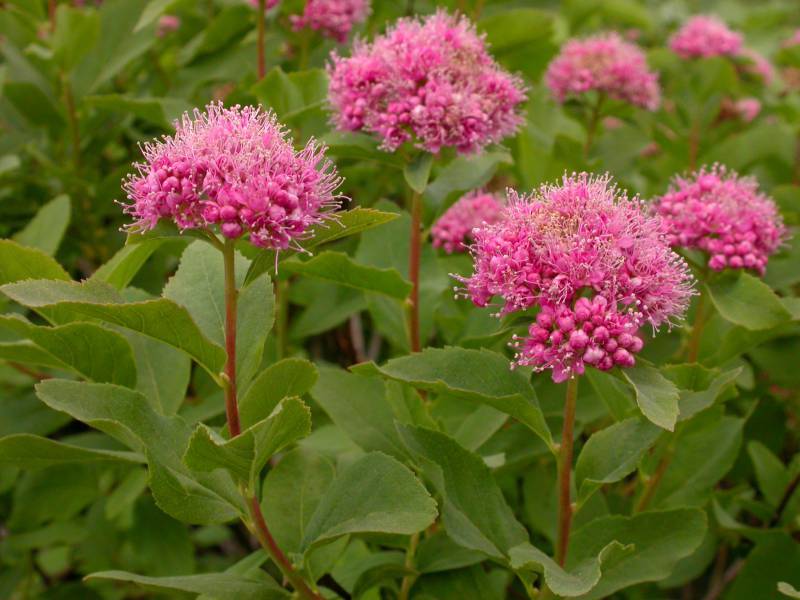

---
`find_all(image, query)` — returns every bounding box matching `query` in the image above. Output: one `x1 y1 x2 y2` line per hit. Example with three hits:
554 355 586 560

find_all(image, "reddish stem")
555 377 578 566
408 190 422 353
634 451 672 513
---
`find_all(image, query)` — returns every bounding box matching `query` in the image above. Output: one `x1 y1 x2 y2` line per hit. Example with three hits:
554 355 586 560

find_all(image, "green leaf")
85 571 289 600
52 5 100 69
90 239 168 290
574 417 661 505
0 239 70 284
184 397 311 487
12 195 70 256
124 331 191 415
725 533 800 600
404 153 434 194
707 272 792 330
1 279 226 379
396 424 528 560
85 94 190 128
242 208 400 285
35 379 243 524
623 365 679 431
356 347 553 451
426 151 511 206
311 367 414 460
281 251 412 299
661 364 741 421
0 434 143 468
134 0 179 32
567 509 706 599
300 452 437 553
240 358 318 430
251 67 327 121
748 441 790 507
0 315 137 386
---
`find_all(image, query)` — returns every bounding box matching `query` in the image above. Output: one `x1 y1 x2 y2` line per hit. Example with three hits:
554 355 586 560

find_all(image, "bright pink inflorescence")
327 10 527 154
123 103 343 250
431 191 504 254
653 166 787 276
291 0 370 43
545 33 660 110
458 173 693 382
669 15 743 59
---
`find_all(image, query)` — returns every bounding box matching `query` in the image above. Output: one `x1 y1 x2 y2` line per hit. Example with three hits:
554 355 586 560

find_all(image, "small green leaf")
779 582 800 598
251 67 327 121
301 452 437 553
91 239 169 290
0 434 143 468
52 5 100 69
0 240 70 284
623 365 680 431
748 441 790 507
426 150 511 206
707 272 791 330
404 153 434 194
661 364 741 421
13 195 71 256
240 358 318 429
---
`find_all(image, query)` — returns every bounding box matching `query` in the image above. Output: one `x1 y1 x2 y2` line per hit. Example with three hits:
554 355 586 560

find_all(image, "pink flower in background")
545 33 660 110
670 15 742 59
653 165 787 275
291 0 370 43
458 173 693 382
735 97 761 122
431 191 504 254
157 15 181 37
327 10 527 154
123 103 343 250
740 48 774 84
782 29 800 48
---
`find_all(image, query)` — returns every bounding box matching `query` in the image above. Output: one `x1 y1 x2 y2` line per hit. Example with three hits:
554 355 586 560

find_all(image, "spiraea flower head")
291 0 370 43
457 173 693 382
123 103 343 250
327 10 527 154
669 15 742 59
431 190 504 254
653 165 787 275
739 48 775 84
545 33 661 110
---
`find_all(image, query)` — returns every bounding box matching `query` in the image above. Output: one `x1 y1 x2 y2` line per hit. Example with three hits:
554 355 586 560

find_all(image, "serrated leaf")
12 195 70 256
240 358 318 429
0 434 143 468
623 365 679 431
300 452 437 553
707 272 792 330
356 347 553 451
0 239 70 284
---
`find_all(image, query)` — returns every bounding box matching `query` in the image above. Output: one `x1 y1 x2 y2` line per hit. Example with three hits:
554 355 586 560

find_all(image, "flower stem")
555 377 578 567
398 531 420 600
686 290 708 363
222 239 322 600
257 0 266 79
634 450 672 513
407 190 422 353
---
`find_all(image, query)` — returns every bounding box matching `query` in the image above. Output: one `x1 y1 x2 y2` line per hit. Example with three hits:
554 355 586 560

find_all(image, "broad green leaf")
623 365 679 431
251 67 327 121
240 358 318 429
585 369 637 421
300 452 436 553
574 417 661 505
0 434 143 468
568 509 707 599
124 331 191 415
404 153 434 194
0 239 70 284
0 391 71 438
707 273 791 330
184 397 311 487
85 571 289 600
748 441 790 507
52 6 100 69
413 565 505 600
134 0 178 32
0 315 137 387
661 364 741 421
91 239 169 290
416 532 486 574
426 151 511 206
281 251 412 299
12 195 70 256
86 94 190 128
1 279 226 379
356 347 553 450
311 367 410 460
725 533 800 600
0 341 68 370
396 424 528 560
322 131 403 168
242 208 400 285
35 379 243 524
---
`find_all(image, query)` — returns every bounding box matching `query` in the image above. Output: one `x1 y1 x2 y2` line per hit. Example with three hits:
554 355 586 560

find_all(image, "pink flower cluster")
545 33 660 110
459 174 693 382
291 0 370 43
431 191 504 254
157 15 181 37
669 15 742 59
740 49 774 84
653 166 786 275
782 29 800 48
123 103 343 250
327 10 526 154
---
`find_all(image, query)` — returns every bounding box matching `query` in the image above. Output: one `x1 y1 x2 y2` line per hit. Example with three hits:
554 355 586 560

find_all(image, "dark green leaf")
0 434 143 468
240 358 318 429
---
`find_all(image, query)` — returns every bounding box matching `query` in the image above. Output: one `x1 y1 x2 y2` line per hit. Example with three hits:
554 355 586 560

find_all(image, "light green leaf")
301 452 437 553
574 417 661 505
281 251 412 299
13 195 70 256
0 434 143 468
0 315 137 387
251 67 327 121
91 239 169 290
426 150 511 206
707 272 791 330
623 365 679 431
404 153 434 194
396 424 528 560
356 347 553 450
779 582 800 598
52 5 100 69
134 0 178 32
86 94 190 128
240 358 318 429
1 279 226 379
85 571 289 600
124 331 191 415
0 239 70 284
